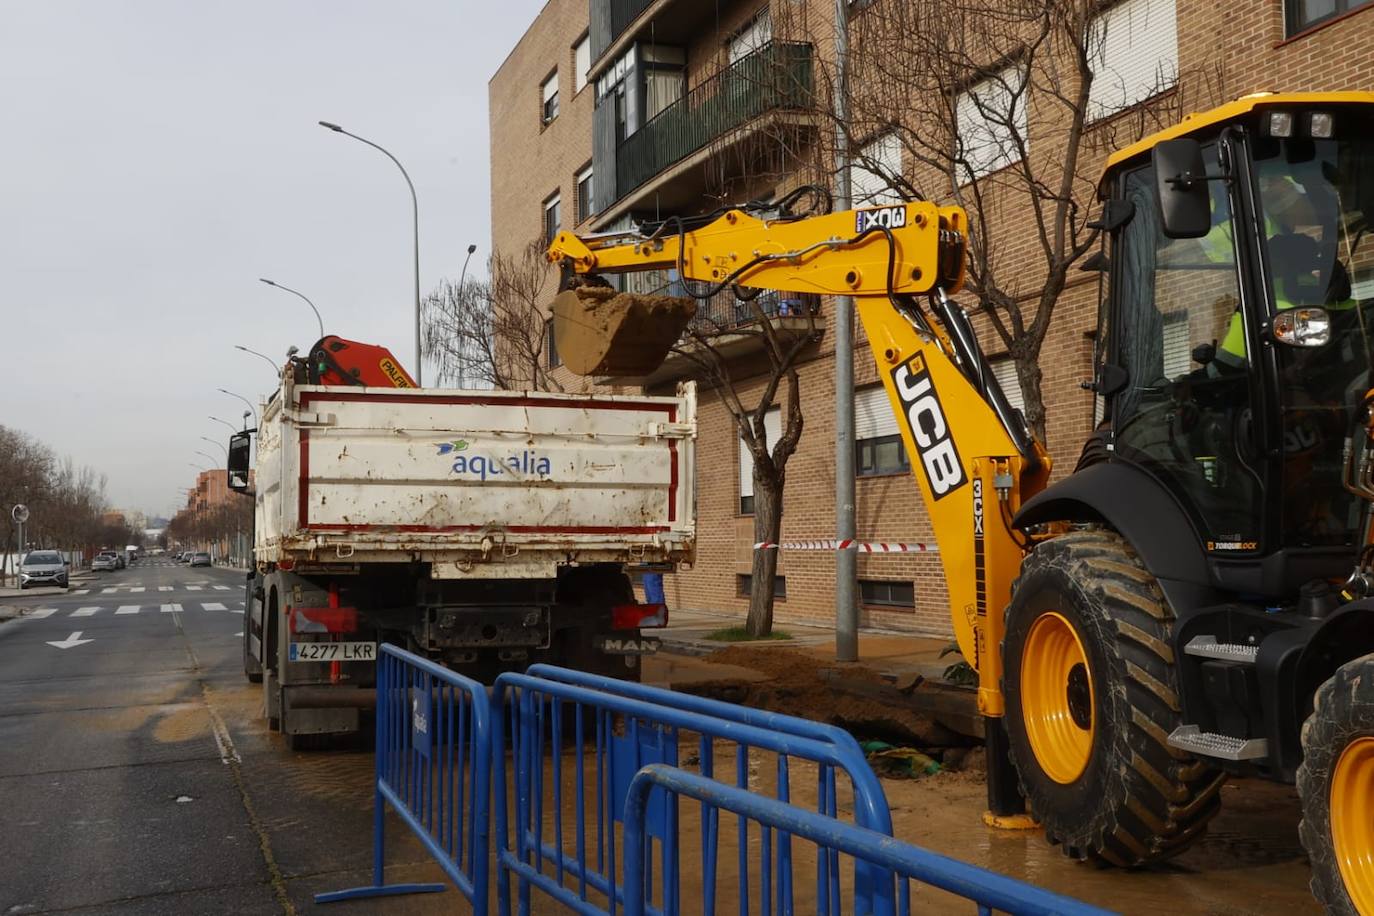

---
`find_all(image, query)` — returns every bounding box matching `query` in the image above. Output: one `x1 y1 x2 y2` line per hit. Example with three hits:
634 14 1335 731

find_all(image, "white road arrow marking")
47 631 93 649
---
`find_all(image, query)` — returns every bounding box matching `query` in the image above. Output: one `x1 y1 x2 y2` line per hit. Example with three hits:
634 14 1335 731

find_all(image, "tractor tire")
1297 653 1374 915
1003 529 1224 866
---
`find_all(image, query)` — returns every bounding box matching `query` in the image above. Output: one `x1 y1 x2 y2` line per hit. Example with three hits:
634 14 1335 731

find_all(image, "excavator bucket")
551 286 697 377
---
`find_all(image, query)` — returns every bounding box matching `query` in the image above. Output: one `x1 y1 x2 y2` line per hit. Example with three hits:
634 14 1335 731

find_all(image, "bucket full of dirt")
551 286 697 377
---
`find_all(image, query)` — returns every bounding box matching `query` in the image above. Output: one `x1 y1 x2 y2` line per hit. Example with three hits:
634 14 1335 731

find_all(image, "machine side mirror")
1153 139 1212 239
227 431 252 493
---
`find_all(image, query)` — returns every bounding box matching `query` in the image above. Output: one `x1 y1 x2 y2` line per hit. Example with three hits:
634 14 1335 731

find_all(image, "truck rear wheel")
1003 530 1223 865
1298 653 1374 915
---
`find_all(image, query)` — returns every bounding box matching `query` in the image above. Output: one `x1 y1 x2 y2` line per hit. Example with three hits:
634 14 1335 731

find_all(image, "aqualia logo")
436 439 553 481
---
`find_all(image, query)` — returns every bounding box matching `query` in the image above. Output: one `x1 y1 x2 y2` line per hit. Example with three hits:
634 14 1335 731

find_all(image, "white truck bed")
253 378 695 577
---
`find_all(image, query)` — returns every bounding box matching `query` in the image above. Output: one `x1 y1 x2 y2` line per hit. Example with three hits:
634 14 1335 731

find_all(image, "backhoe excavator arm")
548 200 1052 719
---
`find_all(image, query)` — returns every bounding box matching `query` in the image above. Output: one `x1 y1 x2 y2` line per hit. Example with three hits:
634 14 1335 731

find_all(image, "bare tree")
800 0 1188 442
680 288 823 636
424 240 564 391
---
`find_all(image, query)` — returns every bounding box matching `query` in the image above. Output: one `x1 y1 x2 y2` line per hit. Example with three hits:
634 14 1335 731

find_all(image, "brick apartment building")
490 0 1374 637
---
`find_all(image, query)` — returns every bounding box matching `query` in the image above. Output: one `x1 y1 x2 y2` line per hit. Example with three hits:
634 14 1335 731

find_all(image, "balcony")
607 41 815 218
600 286 825 387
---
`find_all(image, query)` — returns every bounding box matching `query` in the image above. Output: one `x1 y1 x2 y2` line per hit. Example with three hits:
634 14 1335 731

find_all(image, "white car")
92 553 119 572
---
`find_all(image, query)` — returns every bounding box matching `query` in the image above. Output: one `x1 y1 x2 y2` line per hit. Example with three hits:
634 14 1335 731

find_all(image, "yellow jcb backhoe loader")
547 92 1374 914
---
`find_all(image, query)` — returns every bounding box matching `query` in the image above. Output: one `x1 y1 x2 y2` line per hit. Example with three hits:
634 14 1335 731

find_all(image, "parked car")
19 551 68 590
189 552 211 568
93 551 119 572
181 552 195 564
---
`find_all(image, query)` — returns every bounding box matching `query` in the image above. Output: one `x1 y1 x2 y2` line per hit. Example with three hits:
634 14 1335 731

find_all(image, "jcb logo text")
891 356 967 500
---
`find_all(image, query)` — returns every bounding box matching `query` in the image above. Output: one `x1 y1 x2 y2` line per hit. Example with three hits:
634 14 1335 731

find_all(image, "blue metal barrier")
524 664 907 911
316 644 491 911
492 668 898 916
624 765 1116 916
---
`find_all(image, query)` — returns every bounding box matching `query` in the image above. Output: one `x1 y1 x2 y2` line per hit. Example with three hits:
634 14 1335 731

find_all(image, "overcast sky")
0 0 545 520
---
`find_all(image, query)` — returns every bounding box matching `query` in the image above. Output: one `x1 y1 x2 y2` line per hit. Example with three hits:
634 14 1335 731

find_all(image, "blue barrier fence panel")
492 670 899 916
525 663 905 912
316 644 491 912
623 765 1119 916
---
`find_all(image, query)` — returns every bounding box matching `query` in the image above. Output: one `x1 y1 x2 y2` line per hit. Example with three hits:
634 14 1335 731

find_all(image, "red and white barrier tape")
753 539 938 553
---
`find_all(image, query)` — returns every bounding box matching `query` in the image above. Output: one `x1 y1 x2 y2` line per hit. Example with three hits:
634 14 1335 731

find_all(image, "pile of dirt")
690 646 964 755
552 286 696 376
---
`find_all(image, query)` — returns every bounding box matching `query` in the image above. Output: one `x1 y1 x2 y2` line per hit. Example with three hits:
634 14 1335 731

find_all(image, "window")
1087 0 1178 122
855 385 908 476
738 574 786 598
955 65 1027 180
739 406 781 514
545 319 561 368
988 357 1026 411
727 10 772 64
575 165 594 224
1288 0 1372 35
543 193 561 245
851 132 902 207
541 71 559 123
573 35 591 93
860 579 914 609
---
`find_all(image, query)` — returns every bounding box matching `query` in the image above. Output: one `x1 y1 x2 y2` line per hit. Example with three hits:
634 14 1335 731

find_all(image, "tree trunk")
746 473 784 637
1016 353 1048 445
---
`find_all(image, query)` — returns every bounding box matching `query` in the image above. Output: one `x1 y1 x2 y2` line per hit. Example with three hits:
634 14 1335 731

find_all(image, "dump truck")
547 93 1374 913
226 342 695 748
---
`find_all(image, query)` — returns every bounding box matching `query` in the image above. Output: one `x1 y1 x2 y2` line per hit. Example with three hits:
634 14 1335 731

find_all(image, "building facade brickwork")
491 0 1374 637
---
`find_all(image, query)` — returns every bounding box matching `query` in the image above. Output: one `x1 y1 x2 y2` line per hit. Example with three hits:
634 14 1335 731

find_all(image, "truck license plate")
288 641 377 662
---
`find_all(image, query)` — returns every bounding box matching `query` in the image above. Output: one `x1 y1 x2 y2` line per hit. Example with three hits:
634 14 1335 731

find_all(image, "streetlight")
456 243 478 388
194 450 220 467
235 344 281 374
218 389 258 427
208 415 238 434
319 120 422 384
199 437 228 459
258 278 324 341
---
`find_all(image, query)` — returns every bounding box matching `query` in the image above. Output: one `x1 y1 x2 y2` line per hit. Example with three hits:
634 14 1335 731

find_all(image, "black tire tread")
1006 528 1223 866
1296 652 1374 915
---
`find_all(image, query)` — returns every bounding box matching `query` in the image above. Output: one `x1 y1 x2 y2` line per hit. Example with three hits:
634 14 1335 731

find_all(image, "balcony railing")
686 286 821 336
591 0 656 59
615 41 814 201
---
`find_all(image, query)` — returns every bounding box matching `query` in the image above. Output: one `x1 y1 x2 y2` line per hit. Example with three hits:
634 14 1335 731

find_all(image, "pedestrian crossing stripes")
14 602 243 619
159 586 172 592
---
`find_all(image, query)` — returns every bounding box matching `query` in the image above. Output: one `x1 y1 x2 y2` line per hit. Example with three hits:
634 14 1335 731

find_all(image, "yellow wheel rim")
1332 736 1374 914
1020 611 1095 785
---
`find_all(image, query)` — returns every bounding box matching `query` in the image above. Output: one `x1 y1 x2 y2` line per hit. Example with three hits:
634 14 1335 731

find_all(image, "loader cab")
1098 97 1374 597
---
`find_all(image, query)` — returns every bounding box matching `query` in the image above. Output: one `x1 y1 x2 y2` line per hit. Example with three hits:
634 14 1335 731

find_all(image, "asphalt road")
0 559 453 916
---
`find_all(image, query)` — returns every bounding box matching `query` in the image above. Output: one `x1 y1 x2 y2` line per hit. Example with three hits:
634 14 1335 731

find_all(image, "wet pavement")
0 576 1323 914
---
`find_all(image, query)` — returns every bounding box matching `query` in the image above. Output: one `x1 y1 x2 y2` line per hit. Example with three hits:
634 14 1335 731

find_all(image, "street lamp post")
319 120 422 385
217 389 258 427
234 344 281 375
457 243 478 388
258 279 324 341
199 437 228 459
208 416 238 434
194 450 220 467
